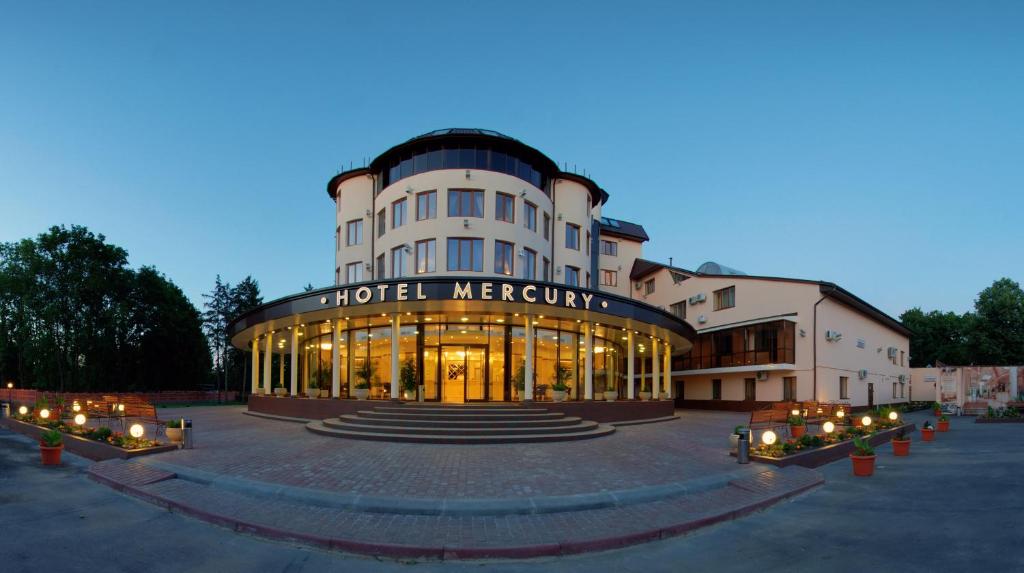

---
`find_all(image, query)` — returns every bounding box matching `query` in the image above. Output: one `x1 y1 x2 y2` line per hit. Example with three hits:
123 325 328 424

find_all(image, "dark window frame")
714 286 736 311
495 192 515 224
447 237 484 272
416 190 437 221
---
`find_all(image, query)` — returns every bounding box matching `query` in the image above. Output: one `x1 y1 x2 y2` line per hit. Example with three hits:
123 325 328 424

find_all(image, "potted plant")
400 358 417 400
318 369 331 398
40 428 63 466
354 362 373 399
512 364 526 400
273 380 287 397
165 419 184 443
891 427 911 457
850 436 876 477
639 388 652 401
551 365 572 402
921 420 935 442
604 387 618 402
932 401 942 416
730 425 746 453
937 415 950 432
788 415 806 438
306 377 319 398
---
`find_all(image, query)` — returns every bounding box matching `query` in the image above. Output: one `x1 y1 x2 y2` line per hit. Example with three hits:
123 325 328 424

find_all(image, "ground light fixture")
761 430 778 445
888 411 899 421
118 404 125 413
837 409 846 419
72 402 81 412
129 424 145 438
74 414 86 426
823 421 835 433
18 406 28 415
39 408 50 419
790 409 800 416
861 415 872 427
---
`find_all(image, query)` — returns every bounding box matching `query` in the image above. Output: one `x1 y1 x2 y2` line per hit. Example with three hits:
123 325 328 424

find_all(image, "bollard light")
72 402 81 412
823 421 835 433
861 415 872 427
118 403 125 413
837 409 846 419
129 423 145 438
6 382 11 389
39 408 50 419
762 430 778 445
791 409 800 417
74 413 86 426
888 411 898 421
18 406 28 415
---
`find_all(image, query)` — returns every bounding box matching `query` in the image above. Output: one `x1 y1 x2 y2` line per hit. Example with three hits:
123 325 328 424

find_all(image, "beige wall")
636 268 910 407
910 367 940 403
334 174 375 283
597 234 643 298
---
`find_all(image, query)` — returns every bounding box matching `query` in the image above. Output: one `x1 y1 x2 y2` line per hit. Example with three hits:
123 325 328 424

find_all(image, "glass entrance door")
440 345 487 403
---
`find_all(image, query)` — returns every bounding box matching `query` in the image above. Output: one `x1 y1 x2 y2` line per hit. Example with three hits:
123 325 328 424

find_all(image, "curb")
86 465 823 560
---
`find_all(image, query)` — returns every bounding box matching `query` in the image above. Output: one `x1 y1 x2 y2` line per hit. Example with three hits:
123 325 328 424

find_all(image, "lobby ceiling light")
495 318 505 323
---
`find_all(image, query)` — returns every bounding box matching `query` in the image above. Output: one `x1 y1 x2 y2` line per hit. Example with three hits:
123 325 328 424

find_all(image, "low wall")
0 417 178 461
3 389 238 407
249 395 676 423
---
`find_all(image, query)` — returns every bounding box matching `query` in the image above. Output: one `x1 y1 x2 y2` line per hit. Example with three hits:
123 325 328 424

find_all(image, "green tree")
968 278 1024 364
899 308 970 367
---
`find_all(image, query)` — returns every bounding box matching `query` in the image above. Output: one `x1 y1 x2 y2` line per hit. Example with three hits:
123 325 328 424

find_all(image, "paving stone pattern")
150 406 749 499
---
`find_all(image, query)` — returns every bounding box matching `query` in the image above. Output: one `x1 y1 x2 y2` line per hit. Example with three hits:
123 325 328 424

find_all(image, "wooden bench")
748 409 788 434
122 397 166 435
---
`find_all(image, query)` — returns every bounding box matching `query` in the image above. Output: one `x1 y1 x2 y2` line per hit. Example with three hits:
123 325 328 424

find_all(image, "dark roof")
695 261 746 276
598 217 649 242
408 128 516 141
628 258 910 336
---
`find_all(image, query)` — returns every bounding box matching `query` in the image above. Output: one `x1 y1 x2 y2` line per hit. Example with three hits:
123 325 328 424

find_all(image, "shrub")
733 425 746 435
923 421 933 430
94 426 113 441
938 415 949 422
852 436 874 456
166 419 182 429
40 429 63 447
787 415 805 426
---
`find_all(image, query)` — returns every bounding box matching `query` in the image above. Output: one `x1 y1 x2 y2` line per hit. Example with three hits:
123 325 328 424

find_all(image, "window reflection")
384 144 547 191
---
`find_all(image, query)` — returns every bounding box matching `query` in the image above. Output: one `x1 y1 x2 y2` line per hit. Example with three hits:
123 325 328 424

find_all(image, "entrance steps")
306 403 614 444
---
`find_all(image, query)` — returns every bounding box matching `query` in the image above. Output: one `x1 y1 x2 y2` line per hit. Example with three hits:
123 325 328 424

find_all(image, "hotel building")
230 128 909 420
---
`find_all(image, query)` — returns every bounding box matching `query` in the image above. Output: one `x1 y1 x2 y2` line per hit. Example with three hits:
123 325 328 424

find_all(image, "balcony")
674 320 796 374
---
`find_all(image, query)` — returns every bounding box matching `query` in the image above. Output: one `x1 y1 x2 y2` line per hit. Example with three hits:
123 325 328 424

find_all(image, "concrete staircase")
306 403 615 444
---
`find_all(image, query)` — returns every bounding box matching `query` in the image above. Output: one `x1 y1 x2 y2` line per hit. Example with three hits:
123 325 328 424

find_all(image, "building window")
495 192 515 223
523 247 536 280
375 254 385 280
382 144 548 190
586 272 590 288
392 198 407 229
524 201 537 232
565 265 580 286
892 382 898 398
447 238 483 271
644 278 655 295
335 226 340 251
415 239 435 274
677 320 796 370
600 240 618 256
494 240 514 275
600 269 618 287
565 223 580 250
391 246 406 278
783 376 796 401
376 209 386 238
416 190 436 221
840 376 848 400
900 350 904 367
744 378 756 401
714 286 736 310
346 219 363 246
345 262 363 284
448 189 483 218
670 301 686 319
543 212 551 240
900 383 905 398
543 257 551 281
335 267 340 284
585 231 591 256
712 379 722 400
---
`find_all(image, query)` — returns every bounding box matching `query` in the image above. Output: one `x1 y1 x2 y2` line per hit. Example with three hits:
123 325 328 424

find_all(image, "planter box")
736 423 916 468
0 417 177 461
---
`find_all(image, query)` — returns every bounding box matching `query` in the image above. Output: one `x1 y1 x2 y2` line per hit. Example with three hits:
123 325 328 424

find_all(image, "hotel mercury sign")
322 280 610 310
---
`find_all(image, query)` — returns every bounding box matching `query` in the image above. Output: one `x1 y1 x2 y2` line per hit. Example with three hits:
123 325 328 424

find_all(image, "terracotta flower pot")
892 438 911 457
850 454 876 477
933 409 942 416
790 424 806 439
40 444 63 466
937 420 950 432
921 428 935 442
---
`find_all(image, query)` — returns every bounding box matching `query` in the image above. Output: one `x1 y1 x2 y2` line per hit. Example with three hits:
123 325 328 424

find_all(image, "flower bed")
737 423 917 468
1 415 176 461
976 406 1022 423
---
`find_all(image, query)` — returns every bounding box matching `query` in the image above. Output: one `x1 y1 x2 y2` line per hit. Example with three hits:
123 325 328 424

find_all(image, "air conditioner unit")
756 371 769 381
825 330 842 342
518 249 526 257
363 263 372 271
898 374 907 383
634 282 643 290
688 293 706 305
697 314 707 324
858 369 868 380
365 209 372 217
887 347 898 358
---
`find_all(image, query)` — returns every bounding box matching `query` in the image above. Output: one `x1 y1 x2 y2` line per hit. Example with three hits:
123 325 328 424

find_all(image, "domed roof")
408 128 516 142
696 261 747 276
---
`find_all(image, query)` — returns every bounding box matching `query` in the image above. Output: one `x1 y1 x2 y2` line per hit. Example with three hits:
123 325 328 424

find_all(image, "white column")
290 328 299 396
524 315 534 402
627 331 635 399
663 342 671 399
1011 367 1019 401
263 332 273 395
251 337 260 395
584 324 594 400
390 314 400 400
279 350 284 388
652 338 661 399
332 321 341 398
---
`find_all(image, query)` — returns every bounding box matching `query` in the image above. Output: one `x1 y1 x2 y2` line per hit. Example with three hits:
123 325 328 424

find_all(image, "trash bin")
181 418 194 449
1 403 9 418
736 428 750 464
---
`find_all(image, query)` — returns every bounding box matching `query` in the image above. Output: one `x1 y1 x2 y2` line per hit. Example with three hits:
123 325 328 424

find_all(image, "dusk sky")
2 1 1022 318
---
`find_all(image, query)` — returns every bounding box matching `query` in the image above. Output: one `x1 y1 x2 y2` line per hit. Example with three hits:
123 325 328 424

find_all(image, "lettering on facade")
330 280 601 311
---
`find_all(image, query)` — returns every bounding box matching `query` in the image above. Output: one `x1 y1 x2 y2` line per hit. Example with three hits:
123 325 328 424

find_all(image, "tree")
202 276 231 399
968 278 1024 364
899 308 970 367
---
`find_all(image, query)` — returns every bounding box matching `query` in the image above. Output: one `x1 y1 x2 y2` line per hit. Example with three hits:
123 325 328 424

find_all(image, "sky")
1 1 1022 318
